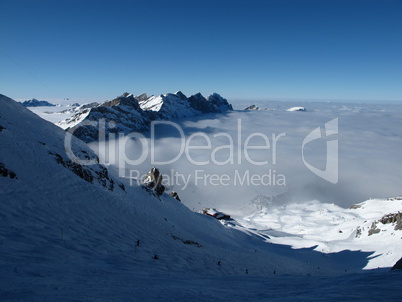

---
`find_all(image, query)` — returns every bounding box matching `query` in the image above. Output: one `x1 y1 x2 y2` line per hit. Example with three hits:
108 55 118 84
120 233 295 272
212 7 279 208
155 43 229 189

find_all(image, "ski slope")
2 94 401 300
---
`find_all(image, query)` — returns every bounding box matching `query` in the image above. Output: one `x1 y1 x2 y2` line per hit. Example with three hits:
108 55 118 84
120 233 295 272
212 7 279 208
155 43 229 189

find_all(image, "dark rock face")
244 105 260 110
62 91 233 143
65 94 152 143
368 222 381 236
102 94 142 111
380 212 402 231
21 99 55 107
175 91 187 100
79 102 99 109
169 191 181 202
0 163 17 179
188 93 217 113
48 151 120 192
350 204 362 209
207 93 233 112
391 257 402 270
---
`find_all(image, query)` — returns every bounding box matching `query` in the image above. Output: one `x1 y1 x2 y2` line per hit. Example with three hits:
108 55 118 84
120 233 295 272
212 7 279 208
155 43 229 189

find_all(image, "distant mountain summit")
59 91 233 142
21 98 55 107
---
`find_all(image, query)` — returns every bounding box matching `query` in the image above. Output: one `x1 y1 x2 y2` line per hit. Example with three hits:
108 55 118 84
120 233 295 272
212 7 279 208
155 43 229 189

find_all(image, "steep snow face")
139 91 233 117
58 91 233 142
140 92 199 119
0 95 124 192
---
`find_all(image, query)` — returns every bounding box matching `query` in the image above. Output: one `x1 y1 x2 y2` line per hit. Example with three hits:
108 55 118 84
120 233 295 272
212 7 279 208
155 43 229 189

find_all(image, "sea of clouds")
90 100 402 214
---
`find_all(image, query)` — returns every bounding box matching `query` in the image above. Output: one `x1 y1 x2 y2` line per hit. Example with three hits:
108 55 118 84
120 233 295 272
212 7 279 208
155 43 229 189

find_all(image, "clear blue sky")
1 0 401 103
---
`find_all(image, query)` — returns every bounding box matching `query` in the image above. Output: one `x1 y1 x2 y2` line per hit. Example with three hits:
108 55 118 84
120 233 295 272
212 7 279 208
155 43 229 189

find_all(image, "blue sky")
1 0 401 103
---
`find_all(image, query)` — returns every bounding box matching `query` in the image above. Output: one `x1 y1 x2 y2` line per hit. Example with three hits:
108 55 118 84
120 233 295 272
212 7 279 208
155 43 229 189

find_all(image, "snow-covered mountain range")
21 98 56 107
58 91 233 142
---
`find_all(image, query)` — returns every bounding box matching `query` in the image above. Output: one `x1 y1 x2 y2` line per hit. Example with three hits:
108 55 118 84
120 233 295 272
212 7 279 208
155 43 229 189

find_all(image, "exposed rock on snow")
286 106 307 112
59 91 233 142
0 162 17 179
244 105 260 110
391 257 402 270
142 167 165 196
388 196 402 201
169 191 181 202
243 105 271 111
0 94 124 192
380 212 402 230
60 93 152 142
237 198 402 269
21 98 55 107
48 151 120 191
368 222 381 236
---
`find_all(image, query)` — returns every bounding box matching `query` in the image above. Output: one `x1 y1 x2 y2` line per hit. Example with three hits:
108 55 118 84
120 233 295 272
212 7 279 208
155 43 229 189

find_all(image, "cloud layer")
90 101 402 214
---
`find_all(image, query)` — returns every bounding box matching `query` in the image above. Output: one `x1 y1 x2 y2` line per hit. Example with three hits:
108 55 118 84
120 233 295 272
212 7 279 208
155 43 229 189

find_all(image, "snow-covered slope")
1 94 401 300
0 94 325 277
59 91 232 142
234 198 402 269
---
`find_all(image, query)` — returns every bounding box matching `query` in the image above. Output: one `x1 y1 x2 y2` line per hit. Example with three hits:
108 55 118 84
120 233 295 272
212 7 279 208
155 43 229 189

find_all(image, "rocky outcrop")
243 105 272 111
391 257 402 270
0 163 17 179
48 151 124 192
142 167 165 196
244 105 260 110
349 204 362 209
387 196 402 201
357 211 402 238
380 212 402 231
169 191 181 202
60 91 233 143
368 222 381 236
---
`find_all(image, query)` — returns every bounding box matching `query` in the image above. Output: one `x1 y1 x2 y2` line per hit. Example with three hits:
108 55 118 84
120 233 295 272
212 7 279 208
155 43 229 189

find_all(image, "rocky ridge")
59 91 233 142
21 98 56 107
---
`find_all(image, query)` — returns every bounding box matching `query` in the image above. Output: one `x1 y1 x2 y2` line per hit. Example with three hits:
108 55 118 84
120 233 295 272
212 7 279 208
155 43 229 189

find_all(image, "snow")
233 198 402 269
27 105 77 124
139 95 164 112
2 94 402 300
286 106 307 111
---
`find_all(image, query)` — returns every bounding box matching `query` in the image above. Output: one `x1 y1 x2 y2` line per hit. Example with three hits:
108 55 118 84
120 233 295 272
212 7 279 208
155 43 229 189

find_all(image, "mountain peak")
60 91 233 142
175 91 187 100
21 98 55 107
